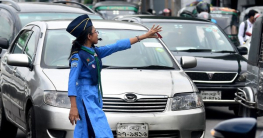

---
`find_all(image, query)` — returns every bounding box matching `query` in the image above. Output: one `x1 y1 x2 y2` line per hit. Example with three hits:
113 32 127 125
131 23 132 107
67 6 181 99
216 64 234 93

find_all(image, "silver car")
0 20 205 138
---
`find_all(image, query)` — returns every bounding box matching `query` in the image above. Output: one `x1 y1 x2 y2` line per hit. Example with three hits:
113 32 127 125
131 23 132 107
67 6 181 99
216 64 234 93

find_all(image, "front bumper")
196 83 244 105
34 104 205 138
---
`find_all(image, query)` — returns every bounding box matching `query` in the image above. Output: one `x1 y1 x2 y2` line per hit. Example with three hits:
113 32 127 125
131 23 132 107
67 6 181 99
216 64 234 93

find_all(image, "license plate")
201 91 221 100
117 123 148 138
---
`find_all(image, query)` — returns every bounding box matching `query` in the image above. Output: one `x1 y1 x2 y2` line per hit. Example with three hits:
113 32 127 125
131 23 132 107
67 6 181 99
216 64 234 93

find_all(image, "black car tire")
240 105 257 119
0 95 18 138
27 107 36 138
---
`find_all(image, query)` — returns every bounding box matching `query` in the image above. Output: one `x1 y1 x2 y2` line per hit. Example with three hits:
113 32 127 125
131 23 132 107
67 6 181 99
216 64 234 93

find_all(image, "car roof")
16 2 93 14
93 1 138 8
39 20 147 30
116 15 211 23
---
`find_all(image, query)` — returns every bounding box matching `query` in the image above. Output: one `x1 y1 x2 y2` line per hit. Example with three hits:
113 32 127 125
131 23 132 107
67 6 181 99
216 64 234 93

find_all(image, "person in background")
163 8 172 16
238 10 258 45
196 1 217 23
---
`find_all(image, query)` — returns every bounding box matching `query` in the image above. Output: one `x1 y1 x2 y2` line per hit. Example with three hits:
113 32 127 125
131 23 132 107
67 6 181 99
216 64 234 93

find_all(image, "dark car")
114 15 248 115
93 1 138 19
0 0 102 49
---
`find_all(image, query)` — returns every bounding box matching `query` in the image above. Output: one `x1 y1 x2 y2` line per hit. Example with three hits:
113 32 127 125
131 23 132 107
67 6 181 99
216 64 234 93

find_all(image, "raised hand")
145 25 162 38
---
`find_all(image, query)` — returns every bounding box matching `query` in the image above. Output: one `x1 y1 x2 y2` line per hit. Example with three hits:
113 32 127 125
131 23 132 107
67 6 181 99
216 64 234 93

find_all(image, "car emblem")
207 73 214 80
124 93 137 102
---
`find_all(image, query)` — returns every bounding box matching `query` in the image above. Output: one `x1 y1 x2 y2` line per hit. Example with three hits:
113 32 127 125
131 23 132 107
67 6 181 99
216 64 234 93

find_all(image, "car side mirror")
7 54 30 67
211 118 257 138
237 46 248 55
180 56 197 69
0 37 9 49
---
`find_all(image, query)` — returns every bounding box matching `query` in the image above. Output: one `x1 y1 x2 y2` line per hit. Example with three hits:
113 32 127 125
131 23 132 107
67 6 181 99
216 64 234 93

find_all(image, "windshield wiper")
56 66 70 69
213 50 236 53
103 65 174 69
171 49 212 52
136 65 174 69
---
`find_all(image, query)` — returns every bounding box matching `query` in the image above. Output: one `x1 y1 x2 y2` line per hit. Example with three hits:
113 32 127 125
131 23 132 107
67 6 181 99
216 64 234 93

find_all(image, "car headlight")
237 72 248 82
171 93 203 111
44 91 71 108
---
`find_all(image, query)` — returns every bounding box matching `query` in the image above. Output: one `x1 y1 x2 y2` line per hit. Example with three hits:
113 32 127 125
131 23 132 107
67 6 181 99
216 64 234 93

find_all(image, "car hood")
42 69 194 97
173 52 247 72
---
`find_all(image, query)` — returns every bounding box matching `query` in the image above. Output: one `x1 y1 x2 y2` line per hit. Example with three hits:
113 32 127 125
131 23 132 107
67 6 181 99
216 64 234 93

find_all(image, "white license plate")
201 91 221 100
117 123 148 138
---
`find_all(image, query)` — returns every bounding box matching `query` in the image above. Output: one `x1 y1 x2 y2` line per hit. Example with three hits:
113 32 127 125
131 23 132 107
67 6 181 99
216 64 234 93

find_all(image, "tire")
0 94 18 138
26 107 36 138
239 105 257 119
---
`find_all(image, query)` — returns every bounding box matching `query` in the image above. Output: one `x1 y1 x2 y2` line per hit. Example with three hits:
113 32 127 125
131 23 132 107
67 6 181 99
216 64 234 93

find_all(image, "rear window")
19 13 102 27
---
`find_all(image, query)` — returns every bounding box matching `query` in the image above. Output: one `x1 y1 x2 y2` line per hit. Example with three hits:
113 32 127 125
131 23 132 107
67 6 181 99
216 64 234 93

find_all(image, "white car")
0 20 205 138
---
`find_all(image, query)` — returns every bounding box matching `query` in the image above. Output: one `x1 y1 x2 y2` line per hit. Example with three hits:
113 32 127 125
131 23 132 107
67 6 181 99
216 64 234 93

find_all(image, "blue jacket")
68 39 131 138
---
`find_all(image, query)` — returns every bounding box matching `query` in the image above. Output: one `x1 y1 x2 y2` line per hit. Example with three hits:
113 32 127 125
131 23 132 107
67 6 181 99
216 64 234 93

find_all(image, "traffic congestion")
0 0 263 138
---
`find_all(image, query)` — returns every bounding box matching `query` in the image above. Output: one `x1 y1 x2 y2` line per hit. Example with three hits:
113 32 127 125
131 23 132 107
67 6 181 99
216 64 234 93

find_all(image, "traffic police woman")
66 14 162 138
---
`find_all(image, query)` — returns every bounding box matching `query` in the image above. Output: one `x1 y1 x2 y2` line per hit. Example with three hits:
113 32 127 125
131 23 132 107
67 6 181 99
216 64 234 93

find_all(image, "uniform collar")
81 46 94 51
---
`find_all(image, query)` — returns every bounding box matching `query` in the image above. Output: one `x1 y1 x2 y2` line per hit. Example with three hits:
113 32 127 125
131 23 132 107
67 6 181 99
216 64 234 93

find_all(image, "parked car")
235 15 263 118
114 15 248 115
93 1 138 19
0 0 102 48
0 20 205 138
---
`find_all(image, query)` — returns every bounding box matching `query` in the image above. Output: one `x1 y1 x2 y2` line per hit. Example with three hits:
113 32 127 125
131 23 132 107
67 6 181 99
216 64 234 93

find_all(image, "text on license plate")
117 123 148 137
201 91 221 100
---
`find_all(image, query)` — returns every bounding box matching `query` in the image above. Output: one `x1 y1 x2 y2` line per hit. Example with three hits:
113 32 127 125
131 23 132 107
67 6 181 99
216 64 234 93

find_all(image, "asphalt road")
16 106 263 138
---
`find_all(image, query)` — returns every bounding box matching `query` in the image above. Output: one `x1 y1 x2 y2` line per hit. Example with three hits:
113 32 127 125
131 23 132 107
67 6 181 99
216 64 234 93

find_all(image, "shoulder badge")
86 58 90 62
72 58 79 61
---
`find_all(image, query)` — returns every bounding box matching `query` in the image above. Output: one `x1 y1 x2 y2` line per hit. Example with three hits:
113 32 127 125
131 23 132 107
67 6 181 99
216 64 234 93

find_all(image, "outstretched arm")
130 25 162 44
96 25 162 58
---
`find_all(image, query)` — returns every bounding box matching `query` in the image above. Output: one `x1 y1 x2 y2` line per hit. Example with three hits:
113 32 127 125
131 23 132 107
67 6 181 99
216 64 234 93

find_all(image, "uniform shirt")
238 19 253 45
68 39 131 97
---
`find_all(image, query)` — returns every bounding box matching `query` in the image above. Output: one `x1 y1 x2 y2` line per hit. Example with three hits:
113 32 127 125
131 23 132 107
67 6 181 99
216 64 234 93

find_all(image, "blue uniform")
68 39 131 138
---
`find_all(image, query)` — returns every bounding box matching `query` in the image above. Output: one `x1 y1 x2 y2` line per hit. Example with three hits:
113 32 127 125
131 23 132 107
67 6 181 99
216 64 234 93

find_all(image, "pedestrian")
238 10 258 45
66 14 162 138
163 8 172 16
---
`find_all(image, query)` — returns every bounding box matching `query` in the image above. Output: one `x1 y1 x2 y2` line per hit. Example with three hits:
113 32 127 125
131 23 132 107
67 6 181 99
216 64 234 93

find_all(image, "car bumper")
197 84 243 105
34 104 206 138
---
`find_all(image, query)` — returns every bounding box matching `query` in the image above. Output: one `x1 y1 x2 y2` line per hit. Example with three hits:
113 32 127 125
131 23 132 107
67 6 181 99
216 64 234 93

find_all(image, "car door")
14 26 40 127
1 26 33 126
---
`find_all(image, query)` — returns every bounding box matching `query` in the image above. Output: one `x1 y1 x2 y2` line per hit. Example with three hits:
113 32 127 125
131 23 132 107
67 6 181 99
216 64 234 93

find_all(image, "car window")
0 9 14 42
18 13 102 27
97 10 136 19
144 22 234 52
12 30 33 54
41 29 178 70
24 26 40 61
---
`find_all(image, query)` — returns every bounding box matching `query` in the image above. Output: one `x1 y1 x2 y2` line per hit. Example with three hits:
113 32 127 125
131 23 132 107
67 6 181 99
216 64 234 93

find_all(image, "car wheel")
0 94 18 138
240 105 257 119
27 107 36 138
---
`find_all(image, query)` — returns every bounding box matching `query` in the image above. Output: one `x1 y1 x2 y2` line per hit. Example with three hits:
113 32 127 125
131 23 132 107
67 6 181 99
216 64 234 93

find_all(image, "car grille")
185 72 237 83
113 130 180 138
103 97 167 113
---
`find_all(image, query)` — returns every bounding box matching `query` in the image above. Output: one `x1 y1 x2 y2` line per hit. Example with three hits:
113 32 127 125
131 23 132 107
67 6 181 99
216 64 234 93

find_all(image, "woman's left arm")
96 25 162 58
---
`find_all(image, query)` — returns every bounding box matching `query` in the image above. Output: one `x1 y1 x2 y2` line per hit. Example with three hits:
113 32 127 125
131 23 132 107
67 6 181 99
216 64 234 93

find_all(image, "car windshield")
97 10 136 19
41 29 178 69
144 22 234 52
210 14 238 35
19 13 102 27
